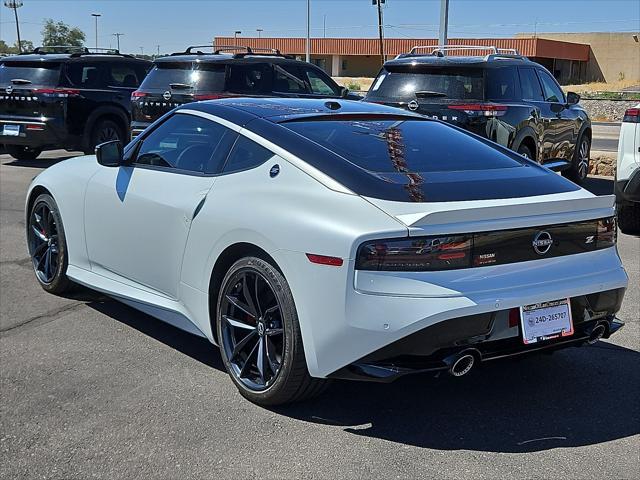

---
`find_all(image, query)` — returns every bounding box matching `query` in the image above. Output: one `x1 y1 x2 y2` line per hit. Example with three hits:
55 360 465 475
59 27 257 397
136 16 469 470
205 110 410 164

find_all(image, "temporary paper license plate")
520 298 573 344
2 124 20 136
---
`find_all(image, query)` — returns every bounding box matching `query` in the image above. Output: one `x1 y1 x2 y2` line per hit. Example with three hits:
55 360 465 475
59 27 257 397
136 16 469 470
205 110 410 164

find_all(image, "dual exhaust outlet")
444 322 608 378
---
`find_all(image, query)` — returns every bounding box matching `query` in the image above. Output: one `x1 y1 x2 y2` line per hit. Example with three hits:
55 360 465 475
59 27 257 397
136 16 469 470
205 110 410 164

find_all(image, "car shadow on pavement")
2 155 82 169
275 343 640 453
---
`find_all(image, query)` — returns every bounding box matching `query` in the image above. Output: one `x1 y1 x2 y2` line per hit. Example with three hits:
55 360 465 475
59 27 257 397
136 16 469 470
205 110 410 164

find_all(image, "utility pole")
112 33 124 51
156 45 160 57
438 0 449 52
373 0 385 67
91 13 101 50
4 0 23 53
139 46 144 56
305 0 310 62
323 14 326 38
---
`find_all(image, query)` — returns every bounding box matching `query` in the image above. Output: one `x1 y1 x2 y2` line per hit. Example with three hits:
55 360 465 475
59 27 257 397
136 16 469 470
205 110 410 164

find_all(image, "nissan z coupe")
26 98 628 406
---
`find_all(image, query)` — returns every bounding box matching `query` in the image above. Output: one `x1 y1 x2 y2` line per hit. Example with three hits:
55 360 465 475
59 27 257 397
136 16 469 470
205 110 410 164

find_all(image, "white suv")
616 104 640 233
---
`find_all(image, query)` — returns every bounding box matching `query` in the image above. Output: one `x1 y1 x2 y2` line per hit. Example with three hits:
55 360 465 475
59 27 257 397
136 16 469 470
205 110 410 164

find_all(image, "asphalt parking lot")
1 150 639 479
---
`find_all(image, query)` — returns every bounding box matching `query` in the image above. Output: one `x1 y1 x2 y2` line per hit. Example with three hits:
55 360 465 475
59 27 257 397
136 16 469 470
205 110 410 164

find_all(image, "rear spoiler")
397 195 616 235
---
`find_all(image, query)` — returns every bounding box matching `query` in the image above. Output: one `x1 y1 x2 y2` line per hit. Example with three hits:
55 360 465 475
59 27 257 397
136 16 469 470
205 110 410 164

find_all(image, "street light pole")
234 30 241 46
91 13 101 50
4 0 23 53
256 28 263 38
305 0 310 63
112 33 123 52
374 0 385 67
438 0 449 52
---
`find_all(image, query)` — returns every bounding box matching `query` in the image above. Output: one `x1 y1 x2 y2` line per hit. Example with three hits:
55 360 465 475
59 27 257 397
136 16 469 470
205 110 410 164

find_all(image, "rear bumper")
0 118 70 150
329 287 625 382
616 167 640 204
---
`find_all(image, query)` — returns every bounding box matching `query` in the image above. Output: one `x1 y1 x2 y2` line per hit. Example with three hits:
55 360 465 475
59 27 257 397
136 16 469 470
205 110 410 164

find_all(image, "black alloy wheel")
88 119 123 153
27 194 70 294
217 257 327 405
564 136 590 184
517 144 533 160
219 268 285 391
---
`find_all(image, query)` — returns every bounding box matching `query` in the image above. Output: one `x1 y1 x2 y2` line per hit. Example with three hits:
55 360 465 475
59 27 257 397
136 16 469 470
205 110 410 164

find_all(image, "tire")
216 256 328 406
564 135 590 185
618 203 640 234
6 145 42 161
26 194 71 294
86 119 124 154
517 144 533 160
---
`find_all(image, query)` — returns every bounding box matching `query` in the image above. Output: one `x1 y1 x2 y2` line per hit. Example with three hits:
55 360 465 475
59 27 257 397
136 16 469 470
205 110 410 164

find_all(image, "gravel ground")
1 151 639 480
573 100 636 122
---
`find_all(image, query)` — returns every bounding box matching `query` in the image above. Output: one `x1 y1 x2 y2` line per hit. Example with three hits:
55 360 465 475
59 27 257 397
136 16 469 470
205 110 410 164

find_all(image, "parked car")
616 104 640 233
130 45 358 139
364 45 592 184
0 46 151 160
26 98 627 406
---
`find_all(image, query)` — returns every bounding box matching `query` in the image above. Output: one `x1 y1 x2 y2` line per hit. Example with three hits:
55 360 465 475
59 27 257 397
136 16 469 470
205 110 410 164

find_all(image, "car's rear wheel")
86 119 124 154
6 145 42 161
27 194 71 294
217 256 327 406
617 203 640 234
564 135 590 185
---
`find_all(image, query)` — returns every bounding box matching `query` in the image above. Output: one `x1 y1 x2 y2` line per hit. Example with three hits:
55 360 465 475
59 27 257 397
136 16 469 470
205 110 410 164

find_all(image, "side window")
518 67 544 101
273 64 308 94
135 114 236 174
536 70 565 103
222 136 274 174
66 62 105 88
108 63 140 88
485 67 518 101
304 68 339 95
226 64 268 94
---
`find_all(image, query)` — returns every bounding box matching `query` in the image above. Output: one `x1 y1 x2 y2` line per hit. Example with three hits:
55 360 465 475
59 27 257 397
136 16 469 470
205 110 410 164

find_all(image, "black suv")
364 46 592 184
0 47 151 160
131 45 357 138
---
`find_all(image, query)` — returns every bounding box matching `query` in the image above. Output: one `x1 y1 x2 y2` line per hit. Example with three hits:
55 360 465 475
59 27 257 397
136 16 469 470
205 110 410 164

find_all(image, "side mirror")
95 140 124 167
340 86 350 98
566 91 580 105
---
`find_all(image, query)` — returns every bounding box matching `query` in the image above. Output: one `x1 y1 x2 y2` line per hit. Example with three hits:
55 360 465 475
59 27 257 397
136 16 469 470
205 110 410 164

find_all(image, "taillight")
356 235 472 271
448 103 507 117
26 124 44 131
32 88 80 98
131 90 148 99
596 217 616 248
193 93 228 101
623 108 640 123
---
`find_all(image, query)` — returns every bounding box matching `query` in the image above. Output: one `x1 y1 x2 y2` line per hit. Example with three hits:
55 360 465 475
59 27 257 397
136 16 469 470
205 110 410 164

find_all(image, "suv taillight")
448 103 507 117
33 88 80 98
131 90 148 99
623 108 640 123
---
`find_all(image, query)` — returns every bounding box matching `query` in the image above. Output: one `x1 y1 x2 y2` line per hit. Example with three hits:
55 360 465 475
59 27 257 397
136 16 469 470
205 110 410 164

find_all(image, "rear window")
0 61 61 86
139 62 226 91
366 66 484 102
284 119 523 173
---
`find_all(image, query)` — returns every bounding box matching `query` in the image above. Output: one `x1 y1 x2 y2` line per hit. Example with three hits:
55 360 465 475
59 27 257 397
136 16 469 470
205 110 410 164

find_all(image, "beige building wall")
517 32 640 83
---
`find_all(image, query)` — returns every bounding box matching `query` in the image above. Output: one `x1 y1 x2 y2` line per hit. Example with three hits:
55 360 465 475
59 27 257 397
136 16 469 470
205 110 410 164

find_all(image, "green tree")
0 40 11 54
16 39 34 52
41 19 85 47
0 39 33 54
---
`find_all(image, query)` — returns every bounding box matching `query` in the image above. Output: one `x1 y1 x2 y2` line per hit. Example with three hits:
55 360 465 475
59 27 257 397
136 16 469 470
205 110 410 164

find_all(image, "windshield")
366 67 484 102
139 63 226 91
284 119 523 173
0 62 62 86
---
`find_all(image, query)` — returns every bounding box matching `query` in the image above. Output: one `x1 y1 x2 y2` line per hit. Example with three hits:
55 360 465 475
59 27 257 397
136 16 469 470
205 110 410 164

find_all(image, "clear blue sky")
1 0 639 55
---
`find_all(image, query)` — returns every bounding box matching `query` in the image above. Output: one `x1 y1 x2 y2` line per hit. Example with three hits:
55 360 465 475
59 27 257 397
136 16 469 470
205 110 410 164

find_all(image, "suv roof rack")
170 45 291 59
25 46 133 58
397 45 528 61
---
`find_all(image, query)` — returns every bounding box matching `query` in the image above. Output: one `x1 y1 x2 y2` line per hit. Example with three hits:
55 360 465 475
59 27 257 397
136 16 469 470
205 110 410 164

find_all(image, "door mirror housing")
566 91 580 105
340 86 350 98
96 140 124 167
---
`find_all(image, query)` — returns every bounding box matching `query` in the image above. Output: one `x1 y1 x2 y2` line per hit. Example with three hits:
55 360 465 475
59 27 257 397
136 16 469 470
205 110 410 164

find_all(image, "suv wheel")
6 145 42 161
564 135 590 185
87 119 124 154
217 256 328 406
618 203 640 234
517 144 533 160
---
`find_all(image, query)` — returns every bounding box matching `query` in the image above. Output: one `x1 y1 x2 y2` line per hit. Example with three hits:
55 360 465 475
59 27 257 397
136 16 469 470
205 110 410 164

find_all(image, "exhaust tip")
450 354 475 377
587 323 606 345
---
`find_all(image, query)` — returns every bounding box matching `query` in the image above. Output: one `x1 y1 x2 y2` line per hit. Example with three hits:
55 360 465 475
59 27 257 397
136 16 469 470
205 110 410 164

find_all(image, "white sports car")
26 98 628 405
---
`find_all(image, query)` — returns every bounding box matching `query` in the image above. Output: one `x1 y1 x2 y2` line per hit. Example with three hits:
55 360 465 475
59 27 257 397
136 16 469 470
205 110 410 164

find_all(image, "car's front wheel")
27 193 71 294
6 145 42 161
217 256 327 406
85 119 124 154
